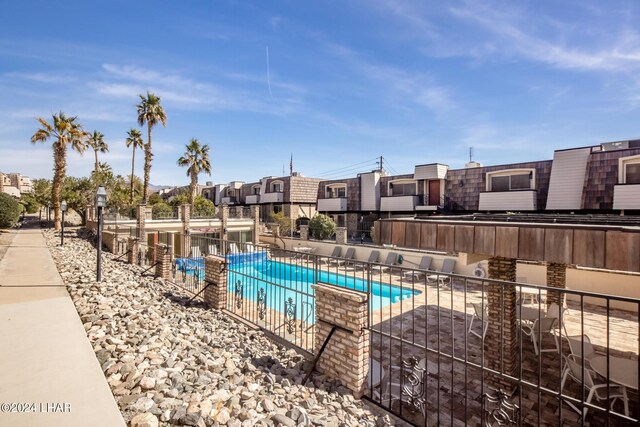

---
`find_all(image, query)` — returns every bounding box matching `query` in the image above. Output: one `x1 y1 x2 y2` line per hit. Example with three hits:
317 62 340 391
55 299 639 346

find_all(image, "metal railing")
361 266 639 426
152 207 179 220
127 234 639 425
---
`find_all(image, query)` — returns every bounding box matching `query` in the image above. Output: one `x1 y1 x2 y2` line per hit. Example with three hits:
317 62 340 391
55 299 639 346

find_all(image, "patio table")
590 355 639 390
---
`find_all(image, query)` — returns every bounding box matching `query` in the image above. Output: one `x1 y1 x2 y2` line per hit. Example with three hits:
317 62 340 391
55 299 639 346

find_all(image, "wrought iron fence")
152 207 179 220
228 206 252 219
362 264 640 426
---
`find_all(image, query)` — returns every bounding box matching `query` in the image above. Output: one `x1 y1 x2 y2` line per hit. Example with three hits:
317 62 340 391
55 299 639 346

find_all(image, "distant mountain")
149 184 174 192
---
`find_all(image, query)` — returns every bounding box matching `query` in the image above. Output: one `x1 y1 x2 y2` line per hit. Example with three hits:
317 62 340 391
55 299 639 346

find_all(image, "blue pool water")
227 257 420 324
174 253 421 325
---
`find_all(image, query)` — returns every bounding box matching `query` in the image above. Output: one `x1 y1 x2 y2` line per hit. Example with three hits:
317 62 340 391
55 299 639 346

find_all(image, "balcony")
380 195 419 212
613 184 640 210
245 195 260 204
317 198 347 212
478 190 537 211
221 197 237 205
261 192 284 203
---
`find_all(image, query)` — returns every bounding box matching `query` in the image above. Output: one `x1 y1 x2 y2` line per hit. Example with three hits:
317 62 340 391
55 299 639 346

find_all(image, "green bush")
152 202 173 218
193 196 215 217
309 214 336 240
270 211 292 236
0 193 21 228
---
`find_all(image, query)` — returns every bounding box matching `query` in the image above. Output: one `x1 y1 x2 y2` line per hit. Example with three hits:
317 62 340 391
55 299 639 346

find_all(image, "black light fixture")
95 186 107 282
60 200 67 246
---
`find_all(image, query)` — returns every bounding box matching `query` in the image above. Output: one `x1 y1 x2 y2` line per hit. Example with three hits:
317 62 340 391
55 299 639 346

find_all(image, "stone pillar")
128 237 138 265
154 243 171 279
546 262 567 309
251 205 260 244
221 205 229 241
335 227 348 244
203 255 228 309
85 204 93 223
299 225 309 241
136 203 146 241
312 283 369 398
487 256 519 392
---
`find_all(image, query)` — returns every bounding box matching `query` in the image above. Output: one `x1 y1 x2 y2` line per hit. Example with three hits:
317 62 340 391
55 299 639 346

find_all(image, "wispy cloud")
98 64 304 115
325 43 458 115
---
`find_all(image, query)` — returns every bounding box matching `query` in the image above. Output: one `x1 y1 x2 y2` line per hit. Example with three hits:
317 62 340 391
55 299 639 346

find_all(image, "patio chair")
245 243 255 252
468 303 488 339
566 335 601 368
560 354 629 419
353 250 381 271
320 246 342 265
521 316 558 355
334 247 357 267
370 252 399 274
426 258 456 286
403 256 433 281
228 243 239 254
207 244 218 256
546 303 569 337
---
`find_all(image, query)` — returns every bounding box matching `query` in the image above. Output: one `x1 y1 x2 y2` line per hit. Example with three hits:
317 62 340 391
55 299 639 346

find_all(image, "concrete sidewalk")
0 228 125 426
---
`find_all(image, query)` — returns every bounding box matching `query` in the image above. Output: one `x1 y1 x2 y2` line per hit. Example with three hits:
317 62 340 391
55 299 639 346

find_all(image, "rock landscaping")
46 229 394 427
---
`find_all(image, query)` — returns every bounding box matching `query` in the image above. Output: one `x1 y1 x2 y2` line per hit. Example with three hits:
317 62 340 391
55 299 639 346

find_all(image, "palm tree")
125 128 144 206
177 139 212 205
30 112 87 230
136 92 167 203
87 130 108 173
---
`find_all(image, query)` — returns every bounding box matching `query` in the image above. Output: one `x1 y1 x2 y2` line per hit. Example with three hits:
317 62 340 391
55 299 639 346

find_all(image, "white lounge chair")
521 316 558 355
190 246 202 258
403 256 433 280
426 258 456 286
468 303 488 339
561 354 629 418
207 244 218 256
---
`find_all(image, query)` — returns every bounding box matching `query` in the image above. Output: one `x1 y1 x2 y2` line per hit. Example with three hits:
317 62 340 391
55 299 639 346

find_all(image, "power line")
382 157 402 176
318 166 379 180
313 158 380 177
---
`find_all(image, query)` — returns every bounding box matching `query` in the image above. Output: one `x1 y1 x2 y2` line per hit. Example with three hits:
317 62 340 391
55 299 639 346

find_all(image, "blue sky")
1 1 639 185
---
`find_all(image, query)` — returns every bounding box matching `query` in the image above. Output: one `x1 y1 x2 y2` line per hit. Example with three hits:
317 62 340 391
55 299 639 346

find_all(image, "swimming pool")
227 258 421 324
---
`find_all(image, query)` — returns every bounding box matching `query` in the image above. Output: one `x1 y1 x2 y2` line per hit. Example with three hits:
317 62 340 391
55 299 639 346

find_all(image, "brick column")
203 255 227 309
251 205 260 244
335 227 347 244
128 237 138 265
546 262 566 309
154 243 171 279
312 283 369 398
487 256 519 392
299 225 309 241
136 203 146 240
221 205 229 241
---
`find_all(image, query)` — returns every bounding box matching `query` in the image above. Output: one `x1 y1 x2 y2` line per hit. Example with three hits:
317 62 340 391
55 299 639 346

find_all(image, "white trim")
486 168 536 191
618 154 640 184
388 179 417 196
270 180 284 193
325 183 347 198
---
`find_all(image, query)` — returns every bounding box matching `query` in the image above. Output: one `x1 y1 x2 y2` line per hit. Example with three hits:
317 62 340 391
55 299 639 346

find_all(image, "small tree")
309 214 336 240
193 196 215 217
152 202 173 218
0 193 21 228
270 211 292 236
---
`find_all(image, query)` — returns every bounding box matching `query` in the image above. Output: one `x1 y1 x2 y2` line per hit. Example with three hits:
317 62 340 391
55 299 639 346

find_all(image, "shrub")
152 202 173 218
0 193 21 228
270 211 292 236
193 196 215 217
309 214 336 240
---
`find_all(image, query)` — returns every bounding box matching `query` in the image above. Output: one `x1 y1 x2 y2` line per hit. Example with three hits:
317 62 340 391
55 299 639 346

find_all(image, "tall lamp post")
95 186 107 282
60 200 67 246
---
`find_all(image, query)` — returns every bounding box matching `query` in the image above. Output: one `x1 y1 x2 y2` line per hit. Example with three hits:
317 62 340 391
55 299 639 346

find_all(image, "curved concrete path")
0 227 125 426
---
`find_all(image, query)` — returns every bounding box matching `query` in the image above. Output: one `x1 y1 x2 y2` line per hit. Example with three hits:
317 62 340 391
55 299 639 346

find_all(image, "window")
486 169 535 191
252 185 261 195
273 205 283 214
389 180 416 196
271 181 283 192
627 163 640 184
326 184 346 198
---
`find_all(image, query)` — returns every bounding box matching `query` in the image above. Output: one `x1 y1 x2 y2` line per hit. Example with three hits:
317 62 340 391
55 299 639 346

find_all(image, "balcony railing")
261 192 284 203
613 184 640 210
317 197 347 212
479 189 537 211
380 195 419 211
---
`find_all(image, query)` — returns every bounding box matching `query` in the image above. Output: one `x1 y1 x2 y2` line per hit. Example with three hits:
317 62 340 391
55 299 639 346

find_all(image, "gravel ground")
45 229 395 427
